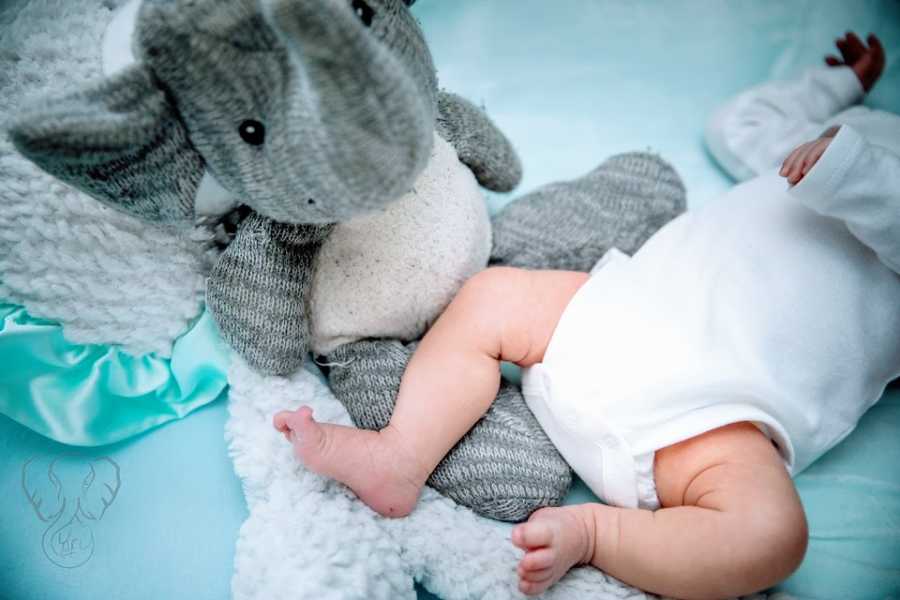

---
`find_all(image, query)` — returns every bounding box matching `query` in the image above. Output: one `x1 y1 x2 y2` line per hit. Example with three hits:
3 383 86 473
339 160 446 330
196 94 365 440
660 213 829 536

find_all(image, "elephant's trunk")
263 0 438 219
41 499 95 568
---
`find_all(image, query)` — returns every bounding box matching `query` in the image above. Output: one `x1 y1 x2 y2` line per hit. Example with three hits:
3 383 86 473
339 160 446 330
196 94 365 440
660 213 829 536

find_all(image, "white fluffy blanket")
0 1 781 598
0 0 213 356
225 357 654 600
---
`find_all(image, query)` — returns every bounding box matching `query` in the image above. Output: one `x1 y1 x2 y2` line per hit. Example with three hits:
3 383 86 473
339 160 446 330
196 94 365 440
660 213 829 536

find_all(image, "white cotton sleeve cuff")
819 65 866 109
788 124 865 209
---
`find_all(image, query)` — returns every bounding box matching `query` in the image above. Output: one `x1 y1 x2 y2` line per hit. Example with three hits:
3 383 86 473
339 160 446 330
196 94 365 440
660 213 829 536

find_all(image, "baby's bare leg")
512 422 808 598
274 267 588 517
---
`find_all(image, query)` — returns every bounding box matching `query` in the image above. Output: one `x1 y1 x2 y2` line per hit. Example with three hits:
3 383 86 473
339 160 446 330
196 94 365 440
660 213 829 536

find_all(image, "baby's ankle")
379 423 432 488
572 504 605 565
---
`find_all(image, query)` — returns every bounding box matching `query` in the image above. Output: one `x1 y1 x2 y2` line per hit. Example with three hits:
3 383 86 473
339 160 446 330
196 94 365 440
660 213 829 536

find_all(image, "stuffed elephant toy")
8 0 686 521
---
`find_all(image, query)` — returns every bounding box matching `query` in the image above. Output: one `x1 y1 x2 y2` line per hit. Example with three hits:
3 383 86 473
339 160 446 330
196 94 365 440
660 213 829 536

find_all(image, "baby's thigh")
654 422 791 508
655 423 806 545
450 267 589 367
654 423 808 574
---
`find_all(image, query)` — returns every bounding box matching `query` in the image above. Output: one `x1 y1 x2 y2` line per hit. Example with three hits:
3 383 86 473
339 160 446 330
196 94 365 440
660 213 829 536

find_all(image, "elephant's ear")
79 457 121 521
7 65 204 226
21 456 65 523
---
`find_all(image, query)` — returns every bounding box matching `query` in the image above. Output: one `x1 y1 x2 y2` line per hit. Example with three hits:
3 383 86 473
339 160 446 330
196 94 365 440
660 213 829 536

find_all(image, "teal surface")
0 392 247 600
782 387 900 599
1 1 899 599
417 0 900 211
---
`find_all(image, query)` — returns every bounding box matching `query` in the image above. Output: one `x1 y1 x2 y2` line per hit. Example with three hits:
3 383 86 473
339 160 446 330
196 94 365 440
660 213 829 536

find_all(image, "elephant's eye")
239 120 266 146
352 0 374 27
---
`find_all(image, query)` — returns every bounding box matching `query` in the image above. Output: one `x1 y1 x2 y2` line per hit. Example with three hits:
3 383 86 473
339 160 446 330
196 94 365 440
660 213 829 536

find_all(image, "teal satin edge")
0 301 231 446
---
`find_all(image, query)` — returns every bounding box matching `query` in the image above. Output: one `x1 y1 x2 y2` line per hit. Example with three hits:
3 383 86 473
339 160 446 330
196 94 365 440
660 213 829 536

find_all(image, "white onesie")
522 73 900 510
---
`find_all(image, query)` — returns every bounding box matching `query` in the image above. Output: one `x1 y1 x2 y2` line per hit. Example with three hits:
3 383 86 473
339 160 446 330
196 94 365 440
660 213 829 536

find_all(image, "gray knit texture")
491 152 687 271
136 0 438 225
207 212 332 375
324 339 572 522
8 65 202 226
7 0 443 374
436 91 523 192
9 0 438 226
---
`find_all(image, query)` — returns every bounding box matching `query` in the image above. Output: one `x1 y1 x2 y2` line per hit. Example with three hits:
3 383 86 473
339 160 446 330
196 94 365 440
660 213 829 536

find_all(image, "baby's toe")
296 405 314 422
518 578 552 596
519 565 554 583
273 411 294 433
521 548 555 571
512 519 553 550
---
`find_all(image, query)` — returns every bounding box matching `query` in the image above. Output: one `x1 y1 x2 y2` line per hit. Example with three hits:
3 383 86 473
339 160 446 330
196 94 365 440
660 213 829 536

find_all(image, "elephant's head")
22 455 121 568
8 0 437 226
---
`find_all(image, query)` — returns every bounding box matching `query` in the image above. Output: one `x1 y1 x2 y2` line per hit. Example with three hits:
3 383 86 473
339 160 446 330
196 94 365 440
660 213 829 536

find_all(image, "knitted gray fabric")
436 91 523 192
7 65 202 226
7 0 443 374
137 0 437 225
491 152 687 271
9 0 438 226
207 212 332 375
324 339 572 522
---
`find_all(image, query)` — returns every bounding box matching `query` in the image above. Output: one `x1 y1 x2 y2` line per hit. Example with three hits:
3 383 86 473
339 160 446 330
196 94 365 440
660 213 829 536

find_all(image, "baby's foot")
511 506 594 596
272 407 426 517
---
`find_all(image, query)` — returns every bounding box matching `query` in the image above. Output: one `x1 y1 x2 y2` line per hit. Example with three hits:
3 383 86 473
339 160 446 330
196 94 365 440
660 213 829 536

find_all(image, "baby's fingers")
801 141 828 176
868 34 885 60
780 148 798 176
845 31 867 57
780 144 807 181
789 145 818 183
836 36 854 63
868 34 886 74
784 144 815 185
824 55 843 67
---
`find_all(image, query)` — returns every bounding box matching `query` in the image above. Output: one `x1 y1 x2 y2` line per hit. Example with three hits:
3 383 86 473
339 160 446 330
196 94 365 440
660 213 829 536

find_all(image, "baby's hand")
825 32 885 92
780 126 840 185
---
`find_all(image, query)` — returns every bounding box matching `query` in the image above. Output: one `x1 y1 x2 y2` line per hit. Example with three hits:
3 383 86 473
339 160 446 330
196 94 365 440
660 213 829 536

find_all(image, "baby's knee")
761 496 808 578
451 267 535 355
453 267 529 320
735 489 808 592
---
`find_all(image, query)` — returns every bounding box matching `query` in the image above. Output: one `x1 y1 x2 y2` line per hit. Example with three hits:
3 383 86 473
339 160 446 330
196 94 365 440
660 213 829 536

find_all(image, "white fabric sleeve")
705 66 865 181
789 125 900 275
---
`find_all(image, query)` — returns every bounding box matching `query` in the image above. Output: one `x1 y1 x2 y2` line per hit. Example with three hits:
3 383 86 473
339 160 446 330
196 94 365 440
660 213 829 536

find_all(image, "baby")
274 33 900 599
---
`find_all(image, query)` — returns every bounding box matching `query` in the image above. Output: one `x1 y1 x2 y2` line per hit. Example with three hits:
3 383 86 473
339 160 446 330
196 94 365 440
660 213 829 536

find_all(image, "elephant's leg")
323 339 572 522
490 152 687 272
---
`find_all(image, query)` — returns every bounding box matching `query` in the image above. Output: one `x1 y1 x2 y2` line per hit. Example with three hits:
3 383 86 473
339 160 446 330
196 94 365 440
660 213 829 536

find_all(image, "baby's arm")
582 423 807 599
705 33 883 181
787 125 900 274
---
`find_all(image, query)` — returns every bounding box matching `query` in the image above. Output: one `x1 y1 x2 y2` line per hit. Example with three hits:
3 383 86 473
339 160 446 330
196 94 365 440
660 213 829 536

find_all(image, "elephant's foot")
490 152 687 272
274 406 426 518
207 212 332 376
325 339 573 522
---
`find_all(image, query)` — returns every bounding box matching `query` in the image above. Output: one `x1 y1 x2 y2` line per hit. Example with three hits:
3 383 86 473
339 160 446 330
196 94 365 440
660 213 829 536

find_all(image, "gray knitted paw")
436 91 523 192
324 339 572 522
490 152 686 271
207 212 332 376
